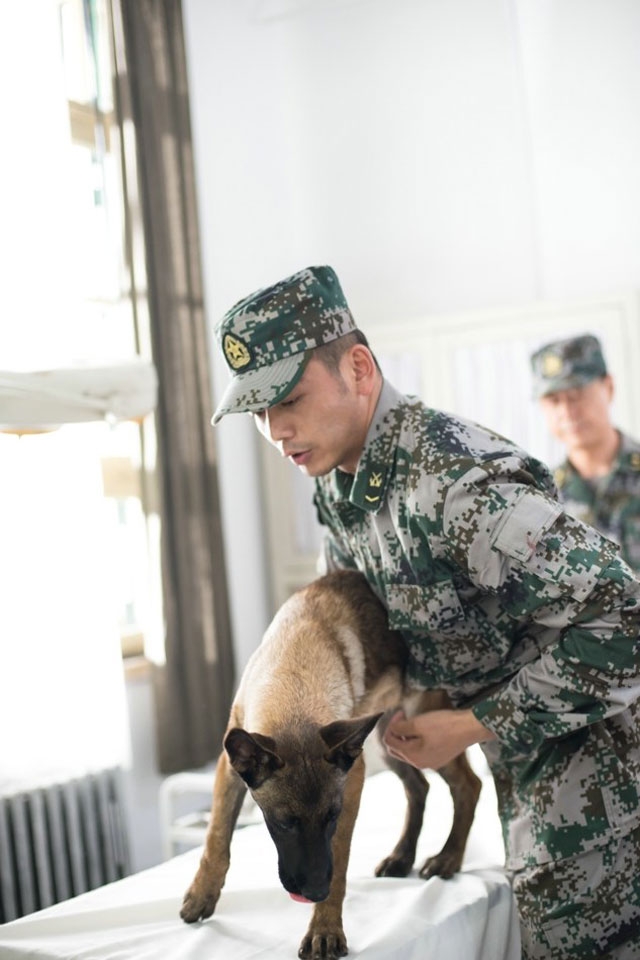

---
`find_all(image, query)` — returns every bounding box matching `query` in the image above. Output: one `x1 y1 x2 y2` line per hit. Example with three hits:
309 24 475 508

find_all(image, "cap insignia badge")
224 333 251 370
542 353 563 377
554 466 567 487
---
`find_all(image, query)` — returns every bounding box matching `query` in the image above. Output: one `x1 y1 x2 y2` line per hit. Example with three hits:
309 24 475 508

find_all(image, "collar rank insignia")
554 466 567 487
365 471 383 503
542 353 563 377
630 452 640 470
223 333 252 370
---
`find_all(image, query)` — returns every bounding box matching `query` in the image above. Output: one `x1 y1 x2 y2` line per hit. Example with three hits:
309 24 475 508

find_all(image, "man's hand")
383 708 497 770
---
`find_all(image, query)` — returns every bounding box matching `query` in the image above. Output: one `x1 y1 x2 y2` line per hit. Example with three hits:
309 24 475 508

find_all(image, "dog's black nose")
296 885 329 903
279 860 332 903
282 874 330 903
294 875 331 902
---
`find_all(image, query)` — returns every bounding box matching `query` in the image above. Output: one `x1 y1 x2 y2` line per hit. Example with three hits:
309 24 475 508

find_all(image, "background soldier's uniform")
213 268 640 959
314 380 640 959
554 435 640 574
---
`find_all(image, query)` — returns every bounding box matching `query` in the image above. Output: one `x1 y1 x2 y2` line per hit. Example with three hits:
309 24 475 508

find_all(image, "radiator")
0 767 131 923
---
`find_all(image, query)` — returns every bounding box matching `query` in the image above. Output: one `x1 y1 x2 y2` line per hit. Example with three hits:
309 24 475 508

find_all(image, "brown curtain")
114 0 236 773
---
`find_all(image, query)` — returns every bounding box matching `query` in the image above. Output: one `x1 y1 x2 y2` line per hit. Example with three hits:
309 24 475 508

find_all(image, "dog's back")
232 569 409 734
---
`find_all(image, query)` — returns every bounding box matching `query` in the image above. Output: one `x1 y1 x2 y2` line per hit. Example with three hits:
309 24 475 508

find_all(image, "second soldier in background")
531 333 640 572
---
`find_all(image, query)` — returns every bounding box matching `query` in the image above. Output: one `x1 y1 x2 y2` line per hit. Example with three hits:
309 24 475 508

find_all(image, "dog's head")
224 712 382 902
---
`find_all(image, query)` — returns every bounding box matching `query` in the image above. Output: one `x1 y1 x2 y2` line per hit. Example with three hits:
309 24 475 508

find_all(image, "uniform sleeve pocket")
491 489 563 562
490 489 617 603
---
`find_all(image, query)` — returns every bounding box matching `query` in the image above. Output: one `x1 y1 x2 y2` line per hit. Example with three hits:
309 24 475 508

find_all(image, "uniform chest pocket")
386 580 466 635
385 580 506 684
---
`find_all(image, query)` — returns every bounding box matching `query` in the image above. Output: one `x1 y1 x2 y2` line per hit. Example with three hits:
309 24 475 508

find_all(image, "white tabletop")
0 767 520 960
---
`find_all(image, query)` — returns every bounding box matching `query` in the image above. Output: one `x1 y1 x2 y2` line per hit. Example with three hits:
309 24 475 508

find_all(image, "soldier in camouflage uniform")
212 266 640 959
531 334 640 573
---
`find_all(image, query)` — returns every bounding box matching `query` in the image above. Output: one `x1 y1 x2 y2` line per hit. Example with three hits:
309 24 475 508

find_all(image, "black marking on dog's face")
263 790 343 902
228 714 382 902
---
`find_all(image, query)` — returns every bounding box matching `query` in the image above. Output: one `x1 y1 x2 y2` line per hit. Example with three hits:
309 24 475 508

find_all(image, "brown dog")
180 570 481 959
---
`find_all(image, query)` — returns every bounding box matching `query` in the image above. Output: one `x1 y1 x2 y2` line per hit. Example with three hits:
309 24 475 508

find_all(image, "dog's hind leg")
374 748 429 878
180 751 247 923
418 751 482 880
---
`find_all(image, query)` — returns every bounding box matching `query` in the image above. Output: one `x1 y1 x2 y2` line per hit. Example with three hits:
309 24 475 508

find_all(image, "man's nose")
561 396 582 417
263 407 294 443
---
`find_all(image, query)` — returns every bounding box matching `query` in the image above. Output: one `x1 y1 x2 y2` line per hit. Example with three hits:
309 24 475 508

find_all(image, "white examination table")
0 765 520 959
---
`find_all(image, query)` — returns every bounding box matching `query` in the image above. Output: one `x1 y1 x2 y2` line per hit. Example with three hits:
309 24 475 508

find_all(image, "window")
0 0 162 664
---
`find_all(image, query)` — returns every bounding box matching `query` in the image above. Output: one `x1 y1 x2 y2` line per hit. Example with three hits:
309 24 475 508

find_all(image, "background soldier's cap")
211 265 357 424
530 334 608 399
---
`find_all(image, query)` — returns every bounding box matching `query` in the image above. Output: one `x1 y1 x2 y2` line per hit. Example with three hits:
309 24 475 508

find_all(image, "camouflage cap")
211 265 357 424
530 334 608 399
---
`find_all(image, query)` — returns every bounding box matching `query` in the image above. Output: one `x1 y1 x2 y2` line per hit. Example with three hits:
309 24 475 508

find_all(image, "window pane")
1 0 161 666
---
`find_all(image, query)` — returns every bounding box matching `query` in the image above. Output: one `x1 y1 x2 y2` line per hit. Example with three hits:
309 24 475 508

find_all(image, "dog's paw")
298 928 348 959
180 887 218 923
374 854 413 878
418 850 462 880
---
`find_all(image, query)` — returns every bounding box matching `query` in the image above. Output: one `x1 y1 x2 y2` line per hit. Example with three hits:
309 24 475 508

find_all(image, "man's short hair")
313 330 381 376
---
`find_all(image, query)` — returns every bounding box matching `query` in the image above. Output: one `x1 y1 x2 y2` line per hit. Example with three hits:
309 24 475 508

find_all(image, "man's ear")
224 728 284 788
347 344 379 397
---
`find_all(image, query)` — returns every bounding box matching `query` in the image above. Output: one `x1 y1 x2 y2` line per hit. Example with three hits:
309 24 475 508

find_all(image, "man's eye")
281 395 300 408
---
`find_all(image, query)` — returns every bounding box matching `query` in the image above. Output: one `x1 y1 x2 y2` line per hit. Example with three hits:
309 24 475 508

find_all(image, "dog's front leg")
180 750 246 923
298 754 366 960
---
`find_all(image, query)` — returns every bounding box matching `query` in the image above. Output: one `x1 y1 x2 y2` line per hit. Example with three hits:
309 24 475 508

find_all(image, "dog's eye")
324 808 340 826
273 815 300 832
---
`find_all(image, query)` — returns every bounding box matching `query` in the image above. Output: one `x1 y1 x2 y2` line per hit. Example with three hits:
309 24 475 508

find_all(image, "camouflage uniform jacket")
554 431 640 574
313 380 640 871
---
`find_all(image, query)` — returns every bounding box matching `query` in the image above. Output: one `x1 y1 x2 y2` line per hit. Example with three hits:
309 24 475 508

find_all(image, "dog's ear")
320 712 383 772
224 728 285 789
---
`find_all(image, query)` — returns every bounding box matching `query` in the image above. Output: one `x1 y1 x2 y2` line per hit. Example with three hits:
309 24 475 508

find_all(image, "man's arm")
442 463 640 761
383 708 496 770
317 531 359 575
313 488 359 574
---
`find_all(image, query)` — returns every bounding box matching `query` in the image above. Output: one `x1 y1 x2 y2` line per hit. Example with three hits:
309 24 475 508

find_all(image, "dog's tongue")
289 893 313 904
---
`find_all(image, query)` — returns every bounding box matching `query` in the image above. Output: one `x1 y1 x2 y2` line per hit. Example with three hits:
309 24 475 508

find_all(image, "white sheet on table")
0 769 520 960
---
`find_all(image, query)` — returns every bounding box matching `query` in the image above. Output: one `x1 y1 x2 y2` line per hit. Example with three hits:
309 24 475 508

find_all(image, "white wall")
517 0 640 298
182 0 640 664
